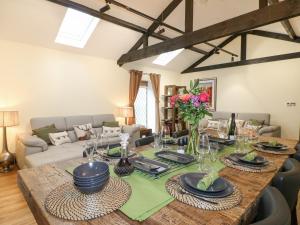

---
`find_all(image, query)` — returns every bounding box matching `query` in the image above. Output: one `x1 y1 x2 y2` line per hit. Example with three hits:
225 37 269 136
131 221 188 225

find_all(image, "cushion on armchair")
122 125 140 137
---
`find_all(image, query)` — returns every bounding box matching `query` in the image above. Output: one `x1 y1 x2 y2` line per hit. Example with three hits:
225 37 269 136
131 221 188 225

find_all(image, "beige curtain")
150 73 161 132
128 70 143 125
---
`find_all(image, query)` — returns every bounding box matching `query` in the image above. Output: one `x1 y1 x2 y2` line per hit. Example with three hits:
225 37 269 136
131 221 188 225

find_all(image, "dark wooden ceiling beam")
240 33 247 61
268 0 297 39
182 34 239 73
259 0 268 8
185 0 193 33
184 51 300 73
118 0 300 65
126 0 183 53
247 30 300 43
46 0 208 55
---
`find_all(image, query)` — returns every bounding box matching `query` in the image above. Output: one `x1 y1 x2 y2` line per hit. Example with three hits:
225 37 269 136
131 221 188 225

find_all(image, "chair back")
272 158 300 211
135 136 155 147
250 186 291 225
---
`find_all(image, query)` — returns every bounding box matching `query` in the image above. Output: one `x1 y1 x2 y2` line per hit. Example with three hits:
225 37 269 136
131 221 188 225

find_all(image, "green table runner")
66 147 235 221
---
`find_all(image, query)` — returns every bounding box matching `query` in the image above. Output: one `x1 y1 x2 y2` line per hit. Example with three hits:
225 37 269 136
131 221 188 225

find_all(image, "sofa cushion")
92 114 115 128
65 115 93 131
49 131 72 146
211 112 232 120
67 130 77 142
31 117 66 131
24 141 85 168
32 124 59 145
237 113 270 126
103 121 119 127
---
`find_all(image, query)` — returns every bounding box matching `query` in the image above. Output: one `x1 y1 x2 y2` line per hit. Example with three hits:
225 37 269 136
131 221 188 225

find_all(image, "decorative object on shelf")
170 80 211 155
119 106 133 125
0 111 19 172
162 85 187 134
198 78 217 111
114 133 135 176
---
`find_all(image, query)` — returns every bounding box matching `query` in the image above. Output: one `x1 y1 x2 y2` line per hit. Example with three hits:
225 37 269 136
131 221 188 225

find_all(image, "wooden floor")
1 168 299 225
0 169 37 225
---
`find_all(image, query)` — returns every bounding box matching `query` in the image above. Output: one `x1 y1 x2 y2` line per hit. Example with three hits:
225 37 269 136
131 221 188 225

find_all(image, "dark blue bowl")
73 162 109 180
74 176 109 187
73 171 110 183
75 178 109 194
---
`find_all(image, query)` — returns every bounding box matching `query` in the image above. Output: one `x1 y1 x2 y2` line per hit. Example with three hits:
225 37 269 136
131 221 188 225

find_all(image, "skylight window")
55 8 99 48
152 48 184 66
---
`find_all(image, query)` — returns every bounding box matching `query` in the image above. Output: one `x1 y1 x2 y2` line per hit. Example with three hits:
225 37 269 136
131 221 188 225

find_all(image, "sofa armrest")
122 125 141 137
258 125 281 137
17 133 48 151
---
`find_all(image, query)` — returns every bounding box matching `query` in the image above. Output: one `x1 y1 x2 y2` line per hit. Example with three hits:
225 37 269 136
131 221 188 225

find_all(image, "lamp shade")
119 107 133 118
0 111 19 127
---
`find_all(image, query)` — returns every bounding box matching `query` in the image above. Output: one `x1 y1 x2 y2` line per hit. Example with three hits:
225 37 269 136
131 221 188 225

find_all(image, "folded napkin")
243 152 257 161
107 147 121 156
197 171 219 190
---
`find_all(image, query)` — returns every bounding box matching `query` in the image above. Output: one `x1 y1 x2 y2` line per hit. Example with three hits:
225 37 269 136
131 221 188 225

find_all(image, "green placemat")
66 147 235 221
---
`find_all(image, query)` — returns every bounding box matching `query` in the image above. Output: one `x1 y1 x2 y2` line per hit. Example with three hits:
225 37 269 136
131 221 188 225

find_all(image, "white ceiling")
0 0 299 73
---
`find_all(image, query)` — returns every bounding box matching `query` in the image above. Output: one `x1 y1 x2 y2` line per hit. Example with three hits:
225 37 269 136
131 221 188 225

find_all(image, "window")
153 48 184 66
55 8 99 48
134 80 156 131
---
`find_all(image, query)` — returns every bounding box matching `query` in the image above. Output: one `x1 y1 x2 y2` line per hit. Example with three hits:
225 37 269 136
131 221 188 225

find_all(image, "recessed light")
55 8 99 48
152 48 184 66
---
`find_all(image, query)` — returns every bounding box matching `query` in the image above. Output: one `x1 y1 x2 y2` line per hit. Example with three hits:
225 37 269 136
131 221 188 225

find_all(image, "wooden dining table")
17 136 297 225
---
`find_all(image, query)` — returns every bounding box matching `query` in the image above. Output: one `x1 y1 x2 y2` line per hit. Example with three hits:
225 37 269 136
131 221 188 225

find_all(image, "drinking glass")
153 133 161 150
84 141 95 163
210 142 219 162
198 132 211 172
218 120 228 139
161 125 171 149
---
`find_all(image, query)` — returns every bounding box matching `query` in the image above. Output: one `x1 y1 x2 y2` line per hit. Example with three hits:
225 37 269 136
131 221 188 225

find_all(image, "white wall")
180 35 300 140
0 39 179 152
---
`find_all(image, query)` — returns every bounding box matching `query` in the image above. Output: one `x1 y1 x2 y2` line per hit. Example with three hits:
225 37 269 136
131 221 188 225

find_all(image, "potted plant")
170 79 211 155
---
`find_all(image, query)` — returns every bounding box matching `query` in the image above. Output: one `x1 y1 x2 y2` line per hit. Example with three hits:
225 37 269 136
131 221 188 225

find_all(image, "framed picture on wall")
198 78 217 111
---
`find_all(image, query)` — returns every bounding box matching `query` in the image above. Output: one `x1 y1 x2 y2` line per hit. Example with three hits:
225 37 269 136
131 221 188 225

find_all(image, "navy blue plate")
73 162 109 180
181 173 227 193
236 154 267 165
179 175 234 198
75 177 109 187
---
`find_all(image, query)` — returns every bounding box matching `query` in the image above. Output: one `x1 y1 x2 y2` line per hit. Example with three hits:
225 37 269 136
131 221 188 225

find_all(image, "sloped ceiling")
0 0 299 73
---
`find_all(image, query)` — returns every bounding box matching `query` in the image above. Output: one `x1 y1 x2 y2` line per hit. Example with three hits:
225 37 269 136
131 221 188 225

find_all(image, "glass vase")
186 126 199 155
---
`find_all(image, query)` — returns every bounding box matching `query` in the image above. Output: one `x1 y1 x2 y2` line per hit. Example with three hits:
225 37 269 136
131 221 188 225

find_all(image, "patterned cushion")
103 126 121 137
49 132 72 146
207 119 221 130
73 123 95 140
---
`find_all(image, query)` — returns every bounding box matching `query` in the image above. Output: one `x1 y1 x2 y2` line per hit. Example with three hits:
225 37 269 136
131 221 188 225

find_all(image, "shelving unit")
161 85 186 134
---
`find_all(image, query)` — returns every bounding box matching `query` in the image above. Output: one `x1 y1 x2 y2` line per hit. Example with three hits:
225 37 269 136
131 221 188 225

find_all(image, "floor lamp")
0 111 19 172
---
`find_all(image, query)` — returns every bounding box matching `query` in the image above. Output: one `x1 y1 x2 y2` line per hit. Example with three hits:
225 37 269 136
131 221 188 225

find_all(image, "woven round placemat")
45 177 131 221
221 157 277 173
166 175 242 211
252 145 295 155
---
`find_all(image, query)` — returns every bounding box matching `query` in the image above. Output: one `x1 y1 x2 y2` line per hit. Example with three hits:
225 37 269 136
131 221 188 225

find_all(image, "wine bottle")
228 113 236 140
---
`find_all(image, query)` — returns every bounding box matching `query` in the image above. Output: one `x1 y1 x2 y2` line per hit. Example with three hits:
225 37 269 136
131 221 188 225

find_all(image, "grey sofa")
16 114 140 169
204 111 281 137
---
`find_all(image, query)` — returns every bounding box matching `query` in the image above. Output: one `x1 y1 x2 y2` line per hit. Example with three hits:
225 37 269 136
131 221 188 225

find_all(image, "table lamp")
119 107 133 125
0 111 19 172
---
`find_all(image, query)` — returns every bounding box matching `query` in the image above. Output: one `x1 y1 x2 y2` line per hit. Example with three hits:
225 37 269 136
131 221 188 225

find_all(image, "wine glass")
210 142 219 162
198 132 211 172
153 133 161 150
218 120 228 139
84 140 94 163
161 124 171 149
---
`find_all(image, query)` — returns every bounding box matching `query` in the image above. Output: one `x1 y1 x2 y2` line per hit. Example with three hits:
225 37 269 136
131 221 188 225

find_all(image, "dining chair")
272 158 300 224
293 142 300 161
135 136 155 147
250 186 291 225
